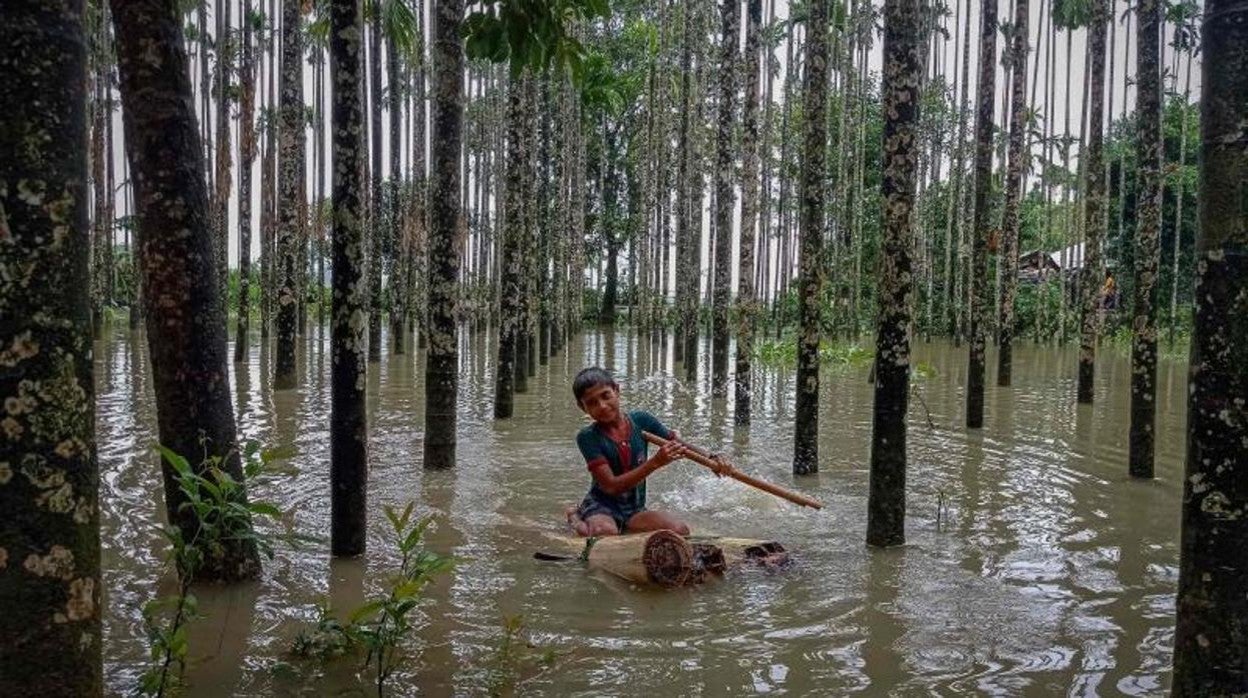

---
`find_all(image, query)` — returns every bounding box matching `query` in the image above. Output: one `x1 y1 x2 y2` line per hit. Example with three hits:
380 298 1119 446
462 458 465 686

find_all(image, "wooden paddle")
642 431 824 510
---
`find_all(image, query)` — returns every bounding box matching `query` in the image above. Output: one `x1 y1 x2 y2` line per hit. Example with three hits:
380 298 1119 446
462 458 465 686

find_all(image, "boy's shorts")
576 494 643 532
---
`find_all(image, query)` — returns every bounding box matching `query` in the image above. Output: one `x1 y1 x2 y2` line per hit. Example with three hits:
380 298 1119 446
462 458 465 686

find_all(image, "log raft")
542 531 790 587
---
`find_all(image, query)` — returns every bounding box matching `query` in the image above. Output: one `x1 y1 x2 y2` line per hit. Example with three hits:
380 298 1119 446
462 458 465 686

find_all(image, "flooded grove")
95 321 1187 695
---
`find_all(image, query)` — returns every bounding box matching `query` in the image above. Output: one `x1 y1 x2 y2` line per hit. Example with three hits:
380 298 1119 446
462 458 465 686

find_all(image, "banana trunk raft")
536 531 790 587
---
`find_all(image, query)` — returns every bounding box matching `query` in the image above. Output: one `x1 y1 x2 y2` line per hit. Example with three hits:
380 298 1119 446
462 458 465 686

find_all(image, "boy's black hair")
572 366 616 404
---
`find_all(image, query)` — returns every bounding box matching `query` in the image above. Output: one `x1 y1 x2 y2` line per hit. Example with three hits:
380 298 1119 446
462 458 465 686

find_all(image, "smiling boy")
566 367 692 537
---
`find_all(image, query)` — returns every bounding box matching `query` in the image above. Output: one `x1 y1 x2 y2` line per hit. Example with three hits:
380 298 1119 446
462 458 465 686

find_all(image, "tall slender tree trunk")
996 0 1029 385
494 75 526 420
113 0 261 581
1128 0 1163 479
866 0 920 548
214 0 233 302
91 39 108 335
236 0 257 364
1077 0 1108 404
389 33 406 355
1172 1 1248 690
274 0 304 389
965 0 997 429
675 0 695 367
423 0 463 469
0 3 102 690
1167 51 1192 347
947 0 972 340
735 0 762 425
329 0 368 556
711 0 739 397
367 7 383 362
794 0 829 475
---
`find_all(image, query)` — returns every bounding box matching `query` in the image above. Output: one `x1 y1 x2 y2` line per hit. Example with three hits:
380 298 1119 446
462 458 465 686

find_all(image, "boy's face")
578 382 621 424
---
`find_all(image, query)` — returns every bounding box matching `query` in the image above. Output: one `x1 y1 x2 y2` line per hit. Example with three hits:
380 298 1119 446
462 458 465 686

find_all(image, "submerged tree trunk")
735 0 761 425
996 0 1029 386
793 0 829 475
1128 0 1163 479
274 0 304 390
113 0 261 581
423 0 463 469
236 0 257 364
368 8 383 362
0 3 102 691
711 0 739 397
329 0 368 557
867 0 920 548
494 75 526 420
1077 0 1107 404
1172 2 1248 692
964 0 996 429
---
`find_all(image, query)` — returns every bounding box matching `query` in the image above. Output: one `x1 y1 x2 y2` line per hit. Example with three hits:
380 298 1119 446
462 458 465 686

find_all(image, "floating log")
538 532 789 587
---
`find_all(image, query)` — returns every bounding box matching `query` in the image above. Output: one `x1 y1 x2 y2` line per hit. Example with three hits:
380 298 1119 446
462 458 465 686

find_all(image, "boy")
566 367 692 537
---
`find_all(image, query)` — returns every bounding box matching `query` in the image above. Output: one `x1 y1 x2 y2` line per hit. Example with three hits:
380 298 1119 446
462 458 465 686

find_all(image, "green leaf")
248 501 283 518
349 600 387 625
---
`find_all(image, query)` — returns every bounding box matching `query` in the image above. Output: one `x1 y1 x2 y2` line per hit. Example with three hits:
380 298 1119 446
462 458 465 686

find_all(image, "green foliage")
139 443 293 696
463 0 610 80
752 337 873 370
483 614 561 696
290 502 454 698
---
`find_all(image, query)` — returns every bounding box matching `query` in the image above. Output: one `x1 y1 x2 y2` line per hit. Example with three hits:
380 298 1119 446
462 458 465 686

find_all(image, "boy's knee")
587 519 619 536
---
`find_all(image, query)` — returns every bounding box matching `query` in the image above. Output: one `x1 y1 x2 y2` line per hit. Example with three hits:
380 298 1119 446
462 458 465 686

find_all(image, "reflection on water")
95 321 1185 695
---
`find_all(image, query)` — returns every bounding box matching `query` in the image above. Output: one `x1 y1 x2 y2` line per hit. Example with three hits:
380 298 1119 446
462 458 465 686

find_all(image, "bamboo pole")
642 432 824 510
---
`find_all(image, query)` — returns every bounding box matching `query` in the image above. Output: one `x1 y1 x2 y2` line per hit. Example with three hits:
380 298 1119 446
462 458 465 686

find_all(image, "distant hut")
1017 242 1085 285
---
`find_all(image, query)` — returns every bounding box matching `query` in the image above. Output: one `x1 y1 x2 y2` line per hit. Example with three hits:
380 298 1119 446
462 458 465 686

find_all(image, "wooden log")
538 532 790 586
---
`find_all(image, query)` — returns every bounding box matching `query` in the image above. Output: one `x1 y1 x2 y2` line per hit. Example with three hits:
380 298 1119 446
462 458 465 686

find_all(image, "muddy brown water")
95 323 1187 695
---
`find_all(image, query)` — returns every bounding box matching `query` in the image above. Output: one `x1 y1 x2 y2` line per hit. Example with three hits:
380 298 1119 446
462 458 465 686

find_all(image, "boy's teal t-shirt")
576 410 674 511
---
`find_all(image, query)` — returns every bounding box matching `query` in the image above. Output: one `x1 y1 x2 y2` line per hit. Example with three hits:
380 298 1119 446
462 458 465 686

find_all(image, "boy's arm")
589 438 689 496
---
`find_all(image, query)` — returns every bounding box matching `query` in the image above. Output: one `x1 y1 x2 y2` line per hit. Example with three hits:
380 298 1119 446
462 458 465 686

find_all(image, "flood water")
95 321 1188 696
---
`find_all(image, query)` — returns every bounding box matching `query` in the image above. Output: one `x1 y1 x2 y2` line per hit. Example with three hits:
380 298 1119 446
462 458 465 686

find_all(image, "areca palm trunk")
965 0 997 429
1076 0 1107 405
329 0 368 556
0 3 101 690
867 0 920 547
943 0 970 339
711 0 739 397
1172 0 1248 689
214 0 232 302
1167 50 1192 347
113 0 261 581
274 0 303 389
236 0 257 364
367 8 383 362
389 33 406 355
735 0 762 425
423 0 463 469
793 0 829 475
1128 0 1163 478
675 0 695 366
494 74 526 420
996 0 1029 386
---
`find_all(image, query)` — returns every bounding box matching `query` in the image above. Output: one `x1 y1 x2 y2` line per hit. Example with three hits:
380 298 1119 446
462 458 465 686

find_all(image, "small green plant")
290 502 454 698
484 614 561 697
138 442 292 697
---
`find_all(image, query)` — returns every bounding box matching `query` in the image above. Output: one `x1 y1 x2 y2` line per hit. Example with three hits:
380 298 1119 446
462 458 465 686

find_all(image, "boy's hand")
652 439 688 468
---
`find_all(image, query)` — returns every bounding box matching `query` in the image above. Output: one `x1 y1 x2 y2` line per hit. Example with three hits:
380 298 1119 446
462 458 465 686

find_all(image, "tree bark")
0 2 102 691
423 0 463 469
867 0 920 548
494 75 525 420
235 0 257 364
274 0 304 389
711 0 739 397
996 0 1029 386
735 0 762 426
1128 0 1163 479
964 0 996 429
1076 0 1107 404
1172 0 1248 689
329 0 368 557
367 5 383 362
794 0 829 475
112 0 261 581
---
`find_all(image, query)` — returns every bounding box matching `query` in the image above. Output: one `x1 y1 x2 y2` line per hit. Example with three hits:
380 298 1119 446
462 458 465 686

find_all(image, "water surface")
96 323 1186 695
